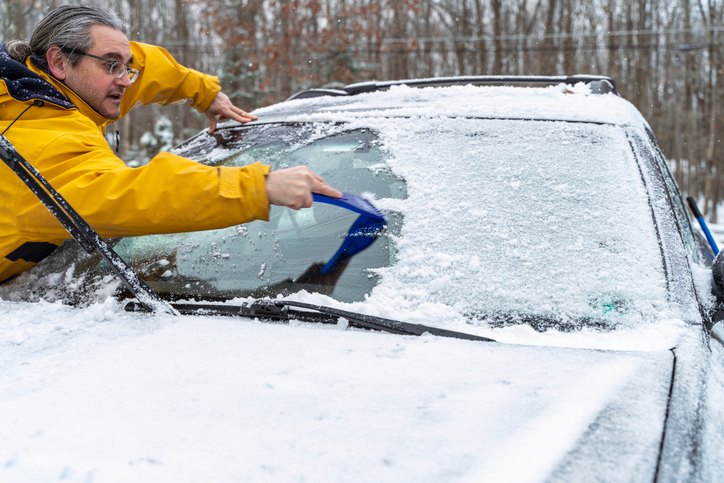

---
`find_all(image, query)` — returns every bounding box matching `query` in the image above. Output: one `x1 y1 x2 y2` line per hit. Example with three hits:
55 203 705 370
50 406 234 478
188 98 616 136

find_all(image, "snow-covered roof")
253 82 650 128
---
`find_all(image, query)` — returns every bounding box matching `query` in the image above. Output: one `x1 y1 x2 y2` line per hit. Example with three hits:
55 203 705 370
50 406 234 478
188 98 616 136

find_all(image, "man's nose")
115 73 132 88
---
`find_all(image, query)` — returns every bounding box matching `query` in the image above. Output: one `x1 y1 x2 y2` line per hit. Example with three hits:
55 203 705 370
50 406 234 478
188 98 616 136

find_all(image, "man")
0 5 340 284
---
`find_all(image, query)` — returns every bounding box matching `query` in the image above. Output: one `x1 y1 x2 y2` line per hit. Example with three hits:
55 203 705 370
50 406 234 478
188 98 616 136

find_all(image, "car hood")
0 304 674 483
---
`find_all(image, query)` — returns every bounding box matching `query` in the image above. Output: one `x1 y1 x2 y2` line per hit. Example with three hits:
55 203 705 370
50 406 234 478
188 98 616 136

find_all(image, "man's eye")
107 61 121 75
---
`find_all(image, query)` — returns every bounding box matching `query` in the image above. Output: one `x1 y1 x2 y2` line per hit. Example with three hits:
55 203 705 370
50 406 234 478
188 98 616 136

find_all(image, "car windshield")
42 117 670 328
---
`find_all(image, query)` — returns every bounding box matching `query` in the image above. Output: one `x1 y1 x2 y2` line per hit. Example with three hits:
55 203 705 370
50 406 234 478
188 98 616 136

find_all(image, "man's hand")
266 166 342 209
205 92 257 133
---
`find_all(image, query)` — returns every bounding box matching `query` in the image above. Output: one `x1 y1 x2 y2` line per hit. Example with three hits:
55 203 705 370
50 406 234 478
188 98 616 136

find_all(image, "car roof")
247 75 651 129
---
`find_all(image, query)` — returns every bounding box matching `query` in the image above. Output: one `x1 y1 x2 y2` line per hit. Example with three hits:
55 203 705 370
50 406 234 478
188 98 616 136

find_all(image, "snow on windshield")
367 118 667 327
0 116 671 332
249 84 676 329
168 113 670 328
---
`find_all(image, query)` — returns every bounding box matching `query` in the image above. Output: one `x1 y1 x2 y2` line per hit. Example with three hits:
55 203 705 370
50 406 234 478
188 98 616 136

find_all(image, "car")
2 75 724 482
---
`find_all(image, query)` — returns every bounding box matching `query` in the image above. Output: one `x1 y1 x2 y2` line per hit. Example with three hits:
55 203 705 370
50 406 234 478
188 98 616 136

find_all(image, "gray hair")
6 5 126 66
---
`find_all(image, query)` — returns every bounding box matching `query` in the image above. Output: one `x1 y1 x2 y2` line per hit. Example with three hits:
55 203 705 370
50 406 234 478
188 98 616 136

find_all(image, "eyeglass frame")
61 48 140 84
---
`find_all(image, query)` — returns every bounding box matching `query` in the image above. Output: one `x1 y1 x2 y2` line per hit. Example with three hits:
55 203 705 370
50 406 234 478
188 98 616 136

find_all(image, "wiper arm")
125 299 495 342
0 134 176 315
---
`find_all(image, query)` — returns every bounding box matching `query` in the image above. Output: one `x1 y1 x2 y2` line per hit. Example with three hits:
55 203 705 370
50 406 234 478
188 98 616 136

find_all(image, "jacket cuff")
194 72 221 112
218 163 271 221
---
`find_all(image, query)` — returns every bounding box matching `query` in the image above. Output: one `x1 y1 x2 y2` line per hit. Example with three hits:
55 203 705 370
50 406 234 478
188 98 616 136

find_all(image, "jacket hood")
0 45 74 109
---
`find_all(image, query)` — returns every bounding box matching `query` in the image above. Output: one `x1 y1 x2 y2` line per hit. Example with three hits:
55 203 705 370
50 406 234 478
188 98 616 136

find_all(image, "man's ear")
46 46 67 80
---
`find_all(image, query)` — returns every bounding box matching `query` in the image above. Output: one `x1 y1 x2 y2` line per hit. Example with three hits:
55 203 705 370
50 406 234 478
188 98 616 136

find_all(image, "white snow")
255 83 650 128
0 298 680 483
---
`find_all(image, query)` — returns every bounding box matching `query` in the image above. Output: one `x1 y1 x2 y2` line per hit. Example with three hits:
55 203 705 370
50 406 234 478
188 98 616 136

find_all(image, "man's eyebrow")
99 52 134 64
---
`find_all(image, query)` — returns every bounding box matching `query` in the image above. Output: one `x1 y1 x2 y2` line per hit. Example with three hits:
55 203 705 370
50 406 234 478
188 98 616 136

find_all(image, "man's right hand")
266 166 342 210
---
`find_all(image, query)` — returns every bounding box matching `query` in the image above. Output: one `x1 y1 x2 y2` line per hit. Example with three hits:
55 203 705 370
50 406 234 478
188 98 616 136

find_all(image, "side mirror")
712 250 724 302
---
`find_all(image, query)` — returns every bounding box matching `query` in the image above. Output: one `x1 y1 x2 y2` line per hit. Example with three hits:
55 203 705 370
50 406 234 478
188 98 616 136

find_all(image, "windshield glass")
112 125 405 303
80 118 668 327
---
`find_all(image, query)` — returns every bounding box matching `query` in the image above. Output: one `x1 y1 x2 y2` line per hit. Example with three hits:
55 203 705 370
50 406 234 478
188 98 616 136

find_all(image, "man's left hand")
205 92 258 133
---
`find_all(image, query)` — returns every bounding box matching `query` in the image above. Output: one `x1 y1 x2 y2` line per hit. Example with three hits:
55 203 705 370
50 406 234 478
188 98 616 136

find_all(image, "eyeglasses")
63 48 140 84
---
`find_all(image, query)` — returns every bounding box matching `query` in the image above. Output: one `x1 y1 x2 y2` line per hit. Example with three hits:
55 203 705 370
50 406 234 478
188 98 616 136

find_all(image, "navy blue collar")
0 45 74 109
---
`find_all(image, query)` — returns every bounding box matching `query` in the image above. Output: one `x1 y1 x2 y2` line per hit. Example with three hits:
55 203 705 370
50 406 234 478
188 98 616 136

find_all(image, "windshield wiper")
125 299 495 342
0 133 176 315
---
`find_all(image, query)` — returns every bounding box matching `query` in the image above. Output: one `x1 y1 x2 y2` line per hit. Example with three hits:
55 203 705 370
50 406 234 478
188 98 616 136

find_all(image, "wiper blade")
125 299 495 342
279 300 494 341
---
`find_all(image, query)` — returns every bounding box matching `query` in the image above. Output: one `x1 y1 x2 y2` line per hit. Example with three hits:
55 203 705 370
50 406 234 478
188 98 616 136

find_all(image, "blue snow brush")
687 196 719 255
313 192 386 273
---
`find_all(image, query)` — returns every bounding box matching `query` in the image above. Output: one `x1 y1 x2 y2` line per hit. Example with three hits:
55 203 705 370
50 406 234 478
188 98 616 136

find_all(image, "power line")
381 26 724 44
368 41 720 55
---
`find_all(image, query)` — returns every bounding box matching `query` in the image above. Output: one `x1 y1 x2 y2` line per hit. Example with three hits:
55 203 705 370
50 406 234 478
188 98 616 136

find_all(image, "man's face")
62 25 134 120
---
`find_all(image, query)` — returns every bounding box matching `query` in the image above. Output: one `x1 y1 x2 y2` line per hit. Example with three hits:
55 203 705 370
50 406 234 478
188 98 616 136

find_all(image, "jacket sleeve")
15 128 270 240
119 42 221 117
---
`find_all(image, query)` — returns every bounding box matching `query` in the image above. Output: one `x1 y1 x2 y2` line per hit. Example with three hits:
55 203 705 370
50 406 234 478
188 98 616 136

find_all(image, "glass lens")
107 61 122 77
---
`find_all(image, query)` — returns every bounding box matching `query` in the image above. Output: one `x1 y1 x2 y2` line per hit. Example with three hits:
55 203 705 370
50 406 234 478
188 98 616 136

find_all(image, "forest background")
2 0 723 220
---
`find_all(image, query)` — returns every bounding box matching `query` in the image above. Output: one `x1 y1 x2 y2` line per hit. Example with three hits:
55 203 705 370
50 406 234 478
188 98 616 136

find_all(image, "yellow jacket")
0 41 270 283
